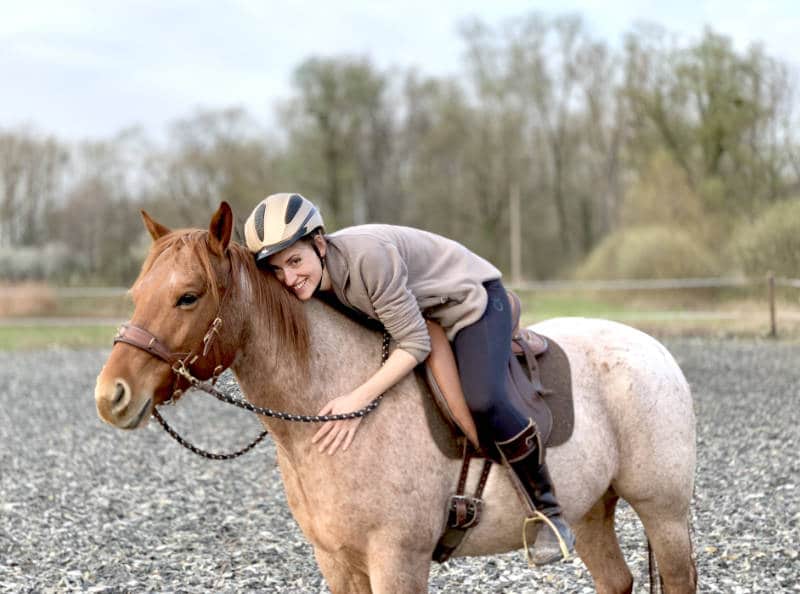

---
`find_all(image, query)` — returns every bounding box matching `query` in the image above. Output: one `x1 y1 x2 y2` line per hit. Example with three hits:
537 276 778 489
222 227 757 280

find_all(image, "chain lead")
155 331 392 460
153 408 269 460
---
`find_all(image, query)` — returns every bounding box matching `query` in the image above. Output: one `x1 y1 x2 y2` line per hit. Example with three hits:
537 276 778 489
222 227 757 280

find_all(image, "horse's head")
94 202 238 429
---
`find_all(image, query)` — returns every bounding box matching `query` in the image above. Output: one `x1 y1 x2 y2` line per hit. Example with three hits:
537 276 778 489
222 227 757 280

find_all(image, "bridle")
113 254 391 460
114 317 226 401
114 256 233 405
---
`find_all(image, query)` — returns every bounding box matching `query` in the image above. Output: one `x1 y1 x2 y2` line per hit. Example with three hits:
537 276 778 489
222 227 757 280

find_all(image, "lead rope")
154 331 391 460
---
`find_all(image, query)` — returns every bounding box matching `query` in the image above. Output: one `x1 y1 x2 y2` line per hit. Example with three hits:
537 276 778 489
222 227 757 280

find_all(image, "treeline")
2 14 799 285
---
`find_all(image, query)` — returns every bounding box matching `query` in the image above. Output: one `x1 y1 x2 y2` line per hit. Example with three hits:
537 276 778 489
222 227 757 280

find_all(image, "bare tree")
147 108 278 227
459 13 615 272
0 128 68 249
284 56 394 227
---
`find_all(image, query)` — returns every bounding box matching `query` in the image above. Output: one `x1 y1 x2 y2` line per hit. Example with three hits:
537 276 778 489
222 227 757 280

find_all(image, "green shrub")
729 199 800 277
575 225 720 280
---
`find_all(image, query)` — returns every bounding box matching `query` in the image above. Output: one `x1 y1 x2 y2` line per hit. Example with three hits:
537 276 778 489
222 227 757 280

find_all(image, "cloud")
2 0 800 140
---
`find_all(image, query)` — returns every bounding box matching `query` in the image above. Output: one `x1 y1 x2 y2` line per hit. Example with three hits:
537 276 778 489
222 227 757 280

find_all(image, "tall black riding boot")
495 420 576 566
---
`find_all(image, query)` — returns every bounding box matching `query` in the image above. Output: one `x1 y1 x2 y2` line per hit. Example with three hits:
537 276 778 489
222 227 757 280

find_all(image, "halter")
112 252 391 460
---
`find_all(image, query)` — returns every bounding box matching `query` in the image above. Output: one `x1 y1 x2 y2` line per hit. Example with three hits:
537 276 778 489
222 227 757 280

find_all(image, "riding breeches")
452 279 529 445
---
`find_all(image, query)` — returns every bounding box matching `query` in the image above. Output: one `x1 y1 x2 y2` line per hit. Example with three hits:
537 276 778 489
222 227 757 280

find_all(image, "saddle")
424 290 575 563
424 290 574 454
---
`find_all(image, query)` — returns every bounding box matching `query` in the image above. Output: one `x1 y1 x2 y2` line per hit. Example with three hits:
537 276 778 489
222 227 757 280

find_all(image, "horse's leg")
365 544 430 594
630 501 697 594
314 548 372 594
572 490 633 594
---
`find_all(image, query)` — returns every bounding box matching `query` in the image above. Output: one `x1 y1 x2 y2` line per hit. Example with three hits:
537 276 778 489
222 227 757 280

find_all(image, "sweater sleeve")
357 243 431 363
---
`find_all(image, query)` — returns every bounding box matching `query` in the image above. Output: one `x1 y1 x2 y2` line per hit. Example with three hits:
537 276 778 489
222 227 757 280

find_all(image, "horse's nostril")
113 382 125 405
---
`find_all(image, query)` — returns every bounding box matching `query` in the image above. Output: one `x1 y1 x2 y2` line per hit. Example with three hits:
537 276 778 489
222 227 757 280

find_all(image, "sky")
2 0 800 142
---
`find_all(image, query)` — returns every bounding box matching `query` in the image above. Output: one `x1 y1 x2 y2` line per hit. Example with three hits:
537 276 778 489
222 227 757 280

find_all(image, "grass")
2 288 799 350
516 290 800 339
0 286 129 350
521 293 637 321
0 325 118 351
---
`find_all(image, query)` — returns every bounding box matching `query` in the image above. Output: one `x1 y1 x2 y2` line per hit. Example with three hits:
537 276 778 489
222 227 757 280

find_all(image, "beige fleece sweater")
324 224 501 362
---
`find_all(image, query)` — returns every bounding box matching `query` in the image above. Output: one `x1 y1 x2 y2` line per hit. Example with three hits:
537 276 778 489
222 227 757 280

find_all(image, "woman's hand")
311 349 419 455
311 391 370 455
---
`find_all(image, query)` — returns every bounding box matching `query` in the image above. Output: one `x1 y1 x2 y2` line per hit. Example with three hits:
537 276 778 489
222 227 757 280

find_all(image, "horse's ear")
209 201 233 255
141 210 171 241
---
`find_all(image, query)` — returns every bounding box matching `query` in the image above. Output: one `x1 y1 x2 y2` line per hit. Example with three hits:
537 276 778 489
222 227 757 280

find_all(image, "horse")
94 202 697 593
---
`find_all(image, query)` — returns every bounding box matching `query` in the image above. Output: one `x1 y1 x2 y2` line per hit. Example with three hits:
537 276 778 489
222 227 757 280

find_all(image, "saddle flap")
424 320 480 449
507 356 553 446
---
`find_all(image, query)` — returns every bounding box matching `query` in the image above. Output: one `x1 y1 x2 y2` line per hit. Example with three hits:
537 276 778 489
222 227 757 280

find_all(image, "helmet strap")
311 241 326 296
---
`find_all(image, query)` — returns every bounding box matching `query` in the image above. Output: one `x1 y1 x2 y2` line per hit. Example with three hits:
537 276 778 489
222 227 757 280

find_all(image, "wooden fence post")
509 184 521 286
768 271 777 338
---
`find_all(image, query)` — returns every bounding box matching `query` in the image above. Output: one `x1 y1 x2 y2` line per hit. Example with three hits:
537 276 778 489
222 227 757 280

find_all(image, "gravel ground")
1 339 798 593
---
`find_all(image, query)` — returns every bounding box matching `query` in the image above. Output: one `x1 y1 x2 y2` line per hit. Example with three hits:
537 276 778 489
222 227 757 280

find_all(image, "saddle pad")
535 334 574 448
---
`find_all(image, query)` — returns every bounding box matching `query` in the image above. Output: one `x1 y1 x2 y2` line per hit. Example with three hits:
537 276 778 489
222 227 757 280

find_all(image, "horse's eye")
176 293 199 307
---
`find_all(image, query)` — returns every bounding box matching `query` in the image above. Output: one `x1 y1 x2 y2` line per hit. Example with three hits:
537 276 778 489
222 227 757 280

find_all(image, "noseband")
114 315 226 402
114 253 233 402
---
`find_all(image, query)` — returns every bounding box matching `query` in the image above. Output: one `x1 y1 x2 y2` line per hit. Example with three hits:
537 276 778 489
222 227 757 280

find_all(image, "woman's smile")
292 277 310 295
266 235 330 301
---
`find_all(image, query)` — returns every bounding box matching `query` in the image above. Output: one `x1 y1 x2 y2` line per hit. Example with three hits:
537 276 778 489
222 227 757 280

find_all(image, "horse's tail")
647 537 662 593
647 515 697 593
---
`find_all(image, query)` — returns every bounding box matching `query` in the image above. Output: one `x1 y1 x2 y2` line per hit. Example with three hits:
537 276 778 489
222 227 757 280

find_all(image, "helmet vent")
254 203 266 241
285 194 303 224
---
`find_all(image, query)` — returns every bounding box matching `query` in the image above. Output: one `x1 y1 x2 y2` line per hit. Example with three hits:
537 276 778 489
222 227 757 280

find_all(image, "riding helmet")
244 193 325 266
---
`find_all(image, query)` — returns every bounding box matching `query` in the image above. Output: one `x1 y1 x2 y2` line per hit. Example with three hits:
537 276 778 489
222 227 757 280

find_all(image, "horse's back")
531 316 691 407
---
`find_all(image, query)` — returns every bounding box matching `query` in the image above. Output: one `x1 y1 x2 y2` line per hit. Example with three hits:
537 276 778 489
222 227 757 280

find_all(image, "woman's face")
266 236 327 301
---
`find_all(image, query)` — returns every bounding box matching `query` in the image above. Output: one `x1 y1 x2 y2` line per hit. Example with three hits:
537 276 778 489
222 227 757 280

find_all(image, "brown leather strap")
432 444 493 563
454 498 468 527
475 458 492 495
456 441 473 493
114 323 188 365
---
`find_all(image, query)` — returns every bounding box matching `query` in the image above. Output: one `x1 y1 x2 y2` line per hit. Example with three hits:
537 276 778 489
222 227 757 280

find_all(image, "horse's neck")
232 298 383 448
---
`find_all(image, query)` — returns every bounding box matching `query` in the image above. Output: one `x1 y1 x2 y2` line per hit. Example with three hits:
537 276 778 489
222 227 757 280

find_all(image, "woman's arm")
312 348 418 455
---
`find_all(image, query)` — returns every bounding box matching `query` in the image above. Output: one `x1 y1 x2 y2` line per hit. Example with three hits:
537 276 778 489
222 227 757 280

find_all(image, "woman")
244 192 575 566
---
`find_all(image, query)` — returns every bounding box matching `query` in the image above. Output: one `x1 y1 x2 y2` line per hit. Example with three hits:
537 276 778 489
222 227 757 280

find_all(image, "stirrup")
521 511 574 567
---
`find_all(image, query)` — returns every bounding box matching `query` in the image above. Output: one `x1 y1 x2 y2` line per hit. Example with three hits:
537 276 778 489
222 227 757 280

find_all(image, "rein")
114 257 392 459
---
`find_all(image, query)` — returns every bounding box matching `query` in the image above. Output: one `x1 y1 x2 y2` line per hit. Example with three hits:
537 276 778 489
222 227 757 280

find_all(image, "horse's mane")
136 229 310 369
